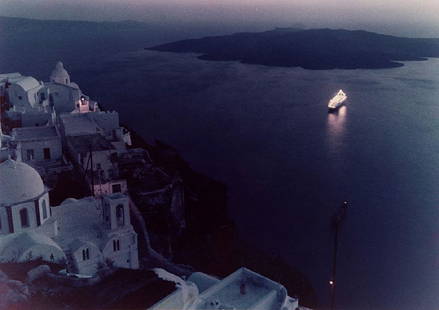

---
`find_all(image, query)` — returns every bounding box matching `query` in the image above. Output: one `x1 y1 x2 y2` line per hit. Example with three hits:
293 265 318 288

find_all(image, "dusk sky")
1 0 439 37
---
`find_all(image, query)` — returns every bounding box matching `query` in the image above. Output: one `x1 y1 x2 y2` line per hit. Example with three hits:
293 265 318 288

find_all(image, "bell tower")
50 61 71 85
102 195 131 230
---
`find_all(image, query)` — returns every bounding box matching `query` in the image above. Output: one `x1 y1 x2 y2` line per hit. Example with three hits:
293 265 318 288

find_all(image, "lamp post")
330 200 349 310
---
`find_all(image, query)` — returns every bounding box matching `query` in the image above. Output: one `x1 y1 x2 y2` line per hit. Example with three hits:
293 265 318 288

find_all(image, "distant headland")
147 28 439 70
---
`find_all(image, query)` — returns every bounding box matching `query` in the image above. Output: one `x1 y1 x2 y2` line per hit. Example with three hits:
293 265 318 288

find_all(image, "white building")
150 267 312 310
57 110 132 196
0 62 97 132
46 61 98 114
58 111 131 151
12 126 62 163
65 134 128 196
1 74 47 112
10 125 69 178
0 72 51 128
0 159 139 275
0 123 12 163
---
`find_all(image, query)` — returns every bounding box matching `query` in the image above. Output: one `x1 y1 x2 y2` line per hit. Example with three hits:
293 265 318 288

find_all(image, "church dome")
0 159 45 205
50 61 70 85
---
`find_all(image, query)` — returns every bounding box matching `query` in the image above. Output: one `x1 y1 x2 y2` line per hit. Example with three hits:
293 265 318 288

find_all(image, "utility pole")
330 200 349 310
89 144 94 197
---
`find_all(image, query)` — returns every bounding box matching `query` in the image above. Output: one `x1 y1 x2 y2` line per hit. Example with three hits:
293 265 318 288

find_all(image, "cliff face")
128 132 316 307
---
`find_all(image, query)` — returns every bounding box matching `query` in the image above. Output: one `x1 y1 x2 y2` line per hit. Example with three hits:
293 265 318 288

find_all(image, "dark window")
113 239 120 251
26 149 34 161
6 207 14 233
18 95 22 100
43 148 51 160
112 184 122 193
116 204 124 226
82 248 90 261
40 93 46 101
20 209 29 228
66 79 69 84
42 200 47 219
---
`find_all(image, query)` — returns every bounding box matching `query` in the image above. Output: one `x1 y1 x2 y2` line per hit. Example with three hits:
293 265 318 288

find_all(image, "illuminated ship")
328 89 347 112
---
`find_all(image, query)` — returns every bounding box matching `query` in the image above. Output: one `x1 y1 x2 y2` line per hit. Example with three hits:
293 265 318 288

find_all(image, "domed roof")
69 82 80 89
14 76 41 91
0 232 66 263
0 159 45 205
61 197 78 205
50 61 70 84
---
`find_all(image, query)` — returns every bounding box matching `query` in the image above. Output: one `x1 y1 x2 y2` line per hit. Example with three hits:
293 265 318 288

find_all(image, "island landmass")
147 28 439 69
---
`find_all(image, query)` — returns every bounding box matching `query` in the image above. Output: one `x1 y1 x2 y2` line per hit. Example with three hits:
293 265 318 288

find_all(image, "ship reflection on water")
326 105 347 153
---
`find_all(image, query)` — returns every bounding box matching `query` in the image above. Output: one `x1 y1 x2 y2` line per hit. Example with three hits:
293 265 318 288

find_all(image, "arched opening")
82 248 90 261
42 200 47 219
20 208 29 228
113 239 120 251
116 204 124 227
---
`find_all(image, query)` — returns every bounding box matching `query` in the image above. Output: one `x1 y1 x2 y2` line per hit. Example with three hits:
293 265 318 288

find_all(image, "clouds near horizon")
1 0 438 37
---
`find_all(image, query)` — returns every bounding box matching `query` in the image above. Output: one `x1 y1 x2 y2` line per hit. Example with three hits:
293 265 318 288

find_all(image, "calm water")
1 30 438 310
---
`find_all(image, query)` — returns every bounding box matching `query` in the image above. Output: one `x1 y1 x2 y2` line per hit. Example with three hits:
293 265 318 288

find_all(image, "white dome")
50 61 70 85
0 159 45 205
61 197 78 205
69 82 80 89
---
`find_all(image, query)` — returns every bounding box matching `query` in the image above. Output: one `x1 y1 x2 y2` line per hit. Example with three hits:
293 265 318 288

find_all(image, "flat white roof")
12 126 58 141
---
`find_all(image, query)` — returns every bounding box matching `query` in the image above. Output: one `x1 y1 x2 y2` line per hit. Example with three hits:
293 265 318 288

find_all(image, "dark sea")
1 25 438 310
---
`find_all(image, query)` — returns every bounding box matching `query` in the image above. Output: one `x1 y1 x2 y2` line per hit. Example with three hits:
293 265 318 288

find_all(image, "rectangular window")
43 148 51 160
82 248 90 261
26 149 34 161
20 209 29 228
113 239 121 251
42 200 47 219
112 184 122 193
6 207 14 233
